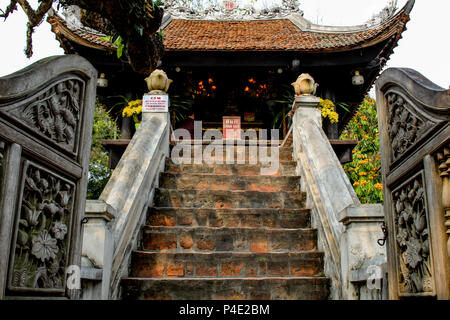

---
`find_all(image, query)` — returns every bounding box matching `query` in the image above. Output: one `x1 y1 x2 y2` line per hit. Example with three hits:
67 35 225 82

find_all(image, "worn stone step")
169 146 293 161
165 161 297 176
121 277 330 300
130 251 324 278
170 140 283 146
141 226 317 253
170 144 292 152
147 208 311 229
153 189 307 209
159 173 300 192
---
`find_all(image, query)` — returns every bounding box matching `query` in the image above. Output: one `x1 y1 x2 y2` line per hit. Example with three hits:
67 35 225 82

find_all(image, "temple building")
7 0 449 302
47 0 414 140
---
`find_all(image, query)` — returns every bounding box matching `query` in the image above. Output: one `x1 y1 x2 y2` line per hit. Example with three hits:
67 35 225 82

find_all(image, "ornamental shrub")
87 100 121 199
340 96 383 203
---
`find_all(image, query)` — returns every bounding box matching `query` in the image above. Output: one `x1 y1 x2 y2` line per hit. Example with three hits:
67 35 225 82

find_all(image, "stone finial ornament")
292 73 318 96
145 69 173 93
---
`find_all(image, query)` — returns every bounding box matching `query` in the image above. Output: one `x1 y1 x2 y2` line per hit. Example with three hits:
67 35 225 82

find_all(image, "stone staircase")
121 143 330 300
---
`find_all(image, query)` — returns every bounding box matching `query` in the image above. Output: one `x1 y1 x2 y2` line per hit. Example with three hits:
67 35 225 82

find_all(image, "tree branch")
1 0 164 73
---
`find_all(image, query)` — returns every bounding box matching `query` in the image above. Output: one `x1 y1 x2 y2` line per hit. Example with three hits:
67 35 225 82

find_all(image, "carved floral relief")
8 161 75 292
5 78 83 155
386 92 432 163
392 172 434 296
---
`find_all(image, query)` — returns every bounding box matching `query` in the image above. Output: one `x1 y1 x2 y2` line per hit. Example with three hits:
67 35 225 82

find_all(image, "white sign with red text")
143 94 169 112
223 116 241 140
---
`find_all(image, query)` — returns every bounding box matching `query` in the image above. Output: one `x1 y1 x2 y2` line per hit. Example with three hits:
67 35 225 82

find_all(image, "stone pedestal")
339 204 388 300
81 200 116 300
293 95 322 128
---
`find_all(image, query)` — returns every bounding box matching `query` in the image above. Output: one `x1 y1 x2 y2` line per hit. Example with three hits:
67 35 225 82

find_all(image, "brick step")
167 158 295 166
153 189 307 209
141 226 317 252
130 251 324 278
170 144 292 153
121 277 330 300
169 147 293 161
159 173 300 192
171 140 283 146
165 162 297 176
147 208 311 229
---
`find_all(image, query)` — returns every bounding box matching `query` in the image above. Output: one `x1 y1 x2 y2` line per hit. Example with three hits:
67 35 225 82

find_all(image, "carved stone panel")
0 77 84 157
435 144 450 259
391 171 435 297
7 160 75 294
0 139 5 188
385 92 434 164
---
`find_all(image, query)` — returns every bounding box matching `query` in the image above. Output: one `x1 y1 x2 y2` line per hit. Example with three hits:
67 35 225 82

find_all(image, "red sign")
223 116 241 140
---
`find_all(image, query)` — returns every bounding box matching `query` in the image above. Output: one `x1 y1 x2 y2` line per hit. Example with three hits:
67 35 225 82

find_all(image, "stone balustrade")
291 95 387 299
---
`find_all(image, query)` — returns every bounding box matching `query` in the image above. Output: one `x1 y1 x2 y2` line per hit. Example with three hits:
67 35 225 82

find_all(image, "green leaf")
336 102 350 113
116 43 124 58
111 33 120 44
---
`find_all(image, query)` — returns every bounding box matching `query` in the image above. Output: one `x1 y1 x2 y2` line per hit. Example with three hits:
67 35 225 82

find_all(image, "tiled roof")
162 17 407 52
48 15 116 53
47 8 410 54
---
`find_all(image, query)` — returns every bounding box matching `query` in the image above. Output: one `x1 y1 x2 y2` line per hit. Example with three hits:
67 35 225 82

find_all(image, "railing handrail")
291 96 361 299
98 112 170 298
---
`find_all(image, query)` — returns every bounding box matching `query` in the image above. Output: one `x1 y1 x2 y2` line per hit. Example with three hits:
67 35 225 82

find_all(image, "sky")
0 0 449 92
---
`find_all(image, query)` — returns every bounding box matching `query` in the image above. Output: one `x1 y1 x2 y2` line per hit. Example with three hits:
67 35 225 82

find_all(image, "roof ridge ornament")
365 0 398 27
163 0 304 21
61 5 107 36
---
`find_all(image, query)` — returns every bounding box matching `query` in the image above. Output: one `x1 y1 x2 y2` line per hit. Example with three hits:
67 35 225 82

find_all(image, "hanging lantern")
97 73 108 88
352 71 364 86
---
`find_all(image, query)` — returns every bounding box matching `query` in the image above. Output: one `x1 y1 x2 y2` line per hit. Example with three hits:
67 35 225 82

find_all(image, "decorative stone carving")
435 144 450 258
376 67 449 299
349 245 366 271
145 69 173 93
391 171 434 296
163 0 303 21
291 73 318 96
385 92 433 163
0 139 5 184
8 161 75 292
2 78 83 155
0 55 97 299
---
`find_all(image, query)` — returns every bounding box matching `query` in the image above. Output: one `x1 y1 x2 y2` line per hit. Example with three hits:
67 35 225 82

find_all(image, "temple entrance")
169 66 293 139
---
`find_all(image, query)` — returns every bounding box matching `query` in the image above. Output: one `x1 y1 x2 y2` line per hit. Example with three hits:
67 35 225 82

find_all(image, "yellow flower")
359 172 367 176
374 183 383 190
122 99 143 117
319 99 339 123
360 180 368 186
353 181 360 186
